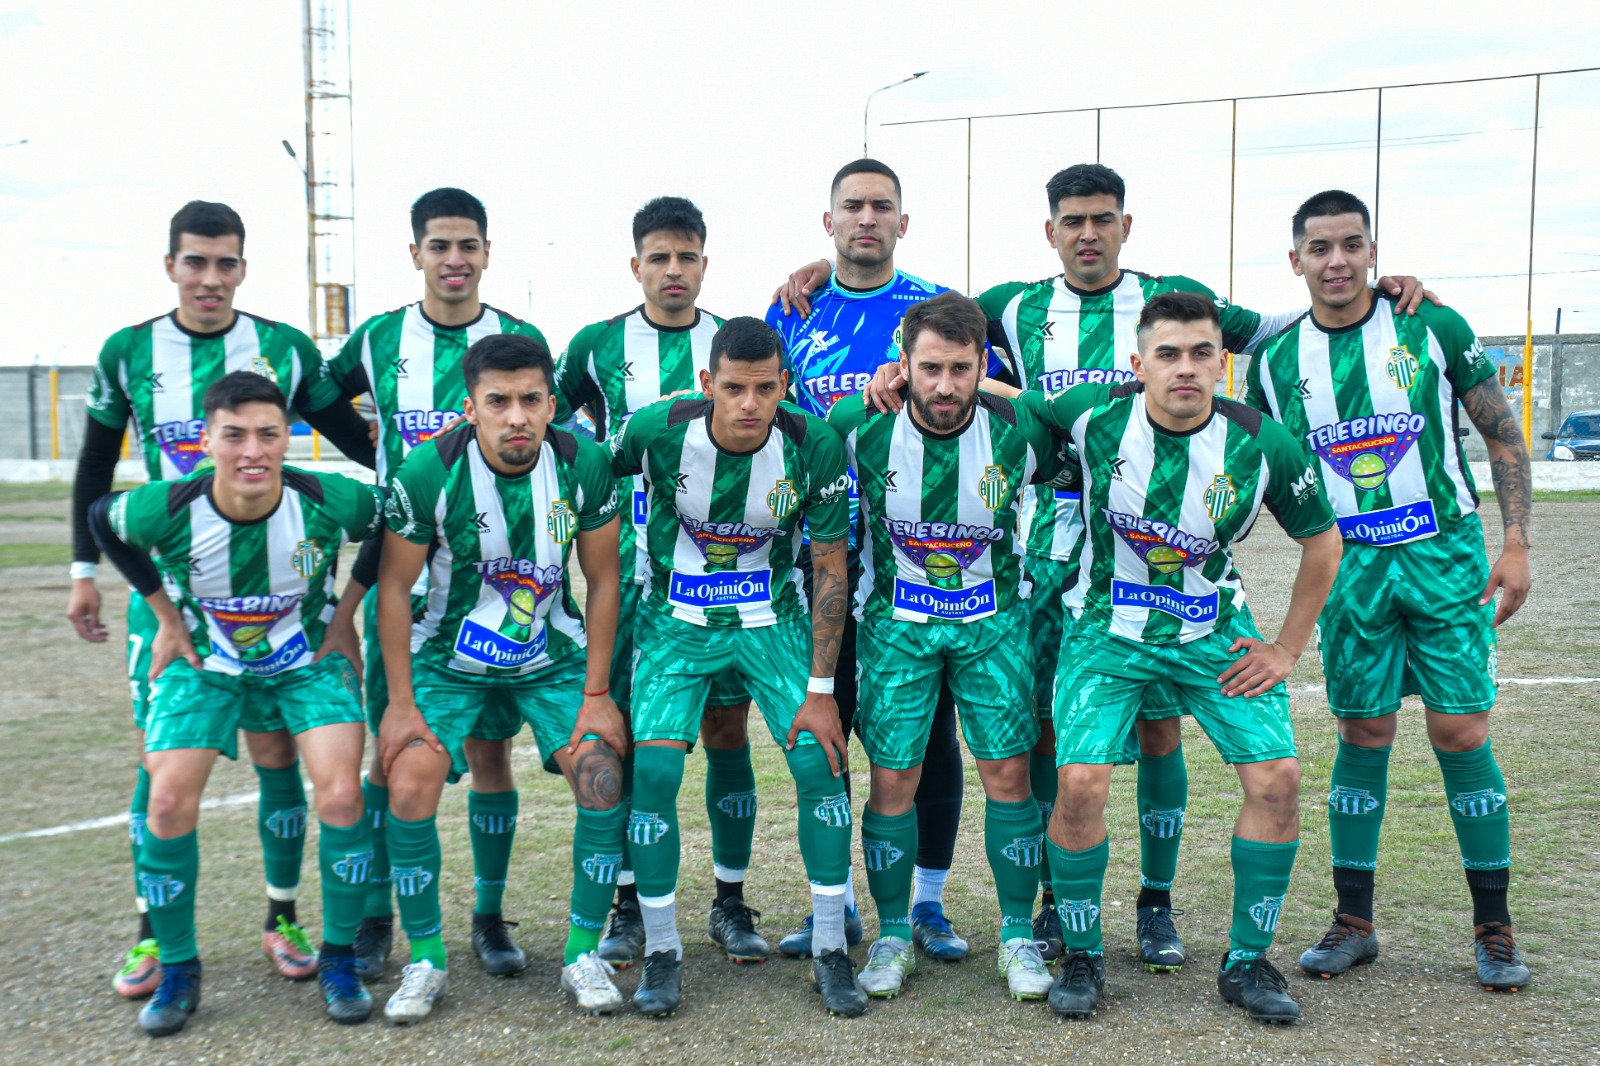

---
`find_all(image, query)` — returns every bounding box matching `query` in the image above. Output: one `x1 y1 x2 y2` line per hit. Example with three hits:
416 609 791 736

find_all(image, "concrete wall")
0 365 95 461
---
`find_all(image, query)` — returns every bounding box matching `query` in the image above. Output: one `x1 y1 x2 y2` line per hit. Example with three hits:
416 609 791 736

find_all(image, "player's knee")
313 777 364 827
867 765 919 816
976 755 1031 802
570 740 624 812
1424 710 1489 752
1136 716 1182 757
1242 758 1301 812
146 780 200 835
632 744 687 801
1058 763 1111 811
1338 714 1397 748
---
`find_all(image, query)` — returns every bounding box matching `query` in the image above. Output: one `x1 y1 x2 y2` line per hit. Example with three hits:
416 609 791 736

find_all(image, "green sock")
705 745 758 877
1136 745 1188 893
985 798 1044 941
468 789 519 914
319 819 374 947
387 813 445 965
141 828 201 964
785 744 853 887
861 806 917 940
567 805 627 963
1048 837 1108 953
617 743 636 883
1435 740 1512 873
1227 836 1299 965
628 746 686 899
360 777 393 920
1328 738 1390 873
129 765 151 901
255 762 308 895
1028 750 1057 824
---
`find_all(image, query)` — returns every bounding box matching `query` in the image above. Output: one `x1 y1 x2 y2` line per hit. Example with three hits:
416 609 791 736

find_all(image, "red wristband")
583 687 610 698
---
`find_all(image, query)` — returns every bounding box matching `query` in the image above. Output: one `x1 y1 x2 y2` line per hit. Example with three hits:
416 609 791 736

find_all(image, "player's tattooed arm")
808 537 850 678
570 741 624 811
1459 376 1533 625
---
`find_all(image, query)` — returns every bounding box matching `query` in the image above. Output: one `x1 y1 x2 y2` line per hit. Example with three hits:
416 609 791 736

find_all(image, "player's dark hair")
901 291 987 357
633 196 706 252
462 333 555 394
411 187 488 243
1136 290 1222 337
1045 163 1126 214
203 370 287 421
1292 189 1371 244
831 158 902 206
169 200 246 257
709 317 785 374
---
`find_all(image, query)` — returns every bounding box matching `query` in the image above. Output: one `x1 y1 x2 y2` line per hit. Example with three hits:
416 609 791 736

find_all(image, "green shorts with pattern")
1030 556 1183 722
363 587 522 742
613 582 750 716
857 603 1037 769
630 607 806 748
411 656 587 778
127 589 156 731
1053 609 1295 766
145 653 364 760
1318 513 1497 718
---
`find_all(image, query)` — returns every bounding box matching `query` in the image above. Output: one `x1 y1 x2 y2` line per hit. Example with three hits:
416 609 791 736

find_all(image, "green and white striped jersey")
553 307 725 586
977 270 1295 564
1243 295 1495 546
86 311 341 481
327 302 548 483
828 392 1072 625
610 397 850 629
108 468 383 675
384 424 619 677
1045 382 1335 645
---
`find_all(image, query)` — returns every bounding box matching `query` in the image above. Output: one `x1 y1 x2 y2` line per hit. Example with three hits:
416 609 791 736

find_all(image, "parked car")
1542 410 1600 461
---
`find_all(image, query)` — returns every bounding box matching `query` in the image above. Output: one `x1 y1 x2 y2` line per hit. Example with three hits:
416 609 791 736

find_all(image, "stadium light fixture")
864 72 928 157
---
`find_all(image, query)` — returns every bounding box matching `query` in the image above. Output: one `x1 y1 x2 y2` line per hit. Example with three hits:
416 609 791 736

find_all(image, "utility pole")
299 0 357 352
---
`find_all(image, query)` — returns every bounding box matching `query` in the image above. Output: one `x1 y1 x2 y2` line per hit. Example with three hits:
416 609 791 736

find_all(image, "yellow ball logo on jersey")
508 587 538 626
1146 546 1187 575
232 624 268 649
1350 453 1388 490
704 542 740 570
924 551 961 579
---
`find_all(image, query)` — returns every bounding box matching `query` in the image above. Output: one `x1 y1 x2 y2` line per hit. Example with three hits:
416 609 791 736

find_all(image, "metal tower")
299 0 356 349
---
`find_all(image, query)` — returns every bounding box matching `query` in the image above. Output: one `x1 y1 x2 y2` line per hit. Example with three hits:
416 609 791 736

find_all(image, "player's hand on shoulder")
772 259 832 318
66 578 107 643
863 362 907 414
1376 275 1441 315
1217 636 1297 699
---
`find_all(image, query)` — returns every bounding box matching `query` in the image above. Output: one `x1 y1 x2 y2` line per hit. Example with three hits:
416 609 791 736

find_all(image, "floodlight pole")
864 72 928 157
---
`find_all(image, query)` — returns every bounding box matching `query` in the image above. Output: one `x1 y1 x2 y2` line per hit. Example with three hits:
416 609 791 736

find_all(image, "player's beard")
493 433 540 468
910 388 976 433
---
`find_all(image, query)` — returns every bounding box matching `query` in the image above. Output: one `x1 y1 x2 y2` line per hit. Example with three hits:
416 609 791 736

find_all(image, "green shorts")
1053 610 1296 766
1029 556 1183 722
145 653 364 759
363 587 523 743
411 657 587 778
630 607 806 748
613 582 750 716
1318 513 1497 718
127 590 156 731
857 603 1037 769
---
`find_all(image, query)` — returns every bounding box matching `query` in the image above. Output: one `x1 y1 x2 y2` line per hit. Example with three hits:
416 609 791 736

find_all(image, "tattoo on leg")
573 742 623 810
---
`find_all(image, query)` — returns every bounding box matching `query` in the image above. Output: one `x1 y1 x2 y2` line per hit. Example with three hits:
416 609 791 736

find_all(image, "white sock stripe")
712 864 747 883
267 884 299 902
810 882 849 896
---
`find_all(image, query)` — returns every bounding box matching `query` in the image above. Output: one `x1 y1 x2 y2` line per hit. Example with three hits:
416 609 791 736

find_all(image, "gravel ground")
0 491 1595 1065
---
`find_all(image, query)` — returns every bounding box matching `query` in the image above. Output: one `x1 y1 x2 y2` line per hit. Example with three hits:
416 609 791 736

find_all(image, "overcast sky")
2 0 1597 372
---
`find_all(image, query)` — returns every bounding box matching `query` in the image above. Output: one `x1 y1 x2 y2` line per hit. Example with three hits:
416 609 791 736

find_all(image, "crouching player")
90 371 385 1035
373 333 630 1023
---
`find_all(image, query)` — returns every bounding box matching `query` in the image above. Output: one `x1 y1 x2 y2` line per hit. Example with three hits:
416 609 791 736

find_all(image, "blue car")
1542 410 1600 461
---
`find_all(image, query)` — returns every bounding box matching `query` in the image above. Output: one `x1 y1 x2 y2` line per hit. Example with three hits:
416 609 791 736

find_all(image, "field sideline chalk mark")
1 684 1593 844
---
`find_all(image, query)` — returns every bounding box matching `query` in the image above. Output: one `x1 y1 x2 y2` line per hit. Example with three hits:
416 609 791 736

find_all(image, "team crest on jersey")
678 516 784 571
977 465 1009 510
1386 345 1419 390
474 558 564 625
884 518 1004 590
1101 509 1220 573
1202 475 1237 522
248 355 279 383
766 478 799 519
547 500 578 545
1305 413 1425 491
290 538 324 578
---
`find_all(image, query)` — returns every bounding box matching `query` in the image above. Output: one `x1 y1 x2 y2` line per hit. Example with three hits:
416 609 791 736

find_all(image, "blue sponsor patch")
1110 580 1219 623
892 578 997 620
215 631 309 676
1336 499 1438 546
454 618 549 669
668 569 772 608
1054 490 1081 502
632 490 648 526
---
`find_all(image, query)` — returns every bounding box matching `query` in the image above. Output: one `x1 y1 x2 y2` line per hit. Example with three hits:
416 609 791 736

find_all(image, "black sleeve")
88 492 163 596
72 417 127 564
349 527 383 591
328 360 371 402
301 398 378 470
987 320 1021 388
